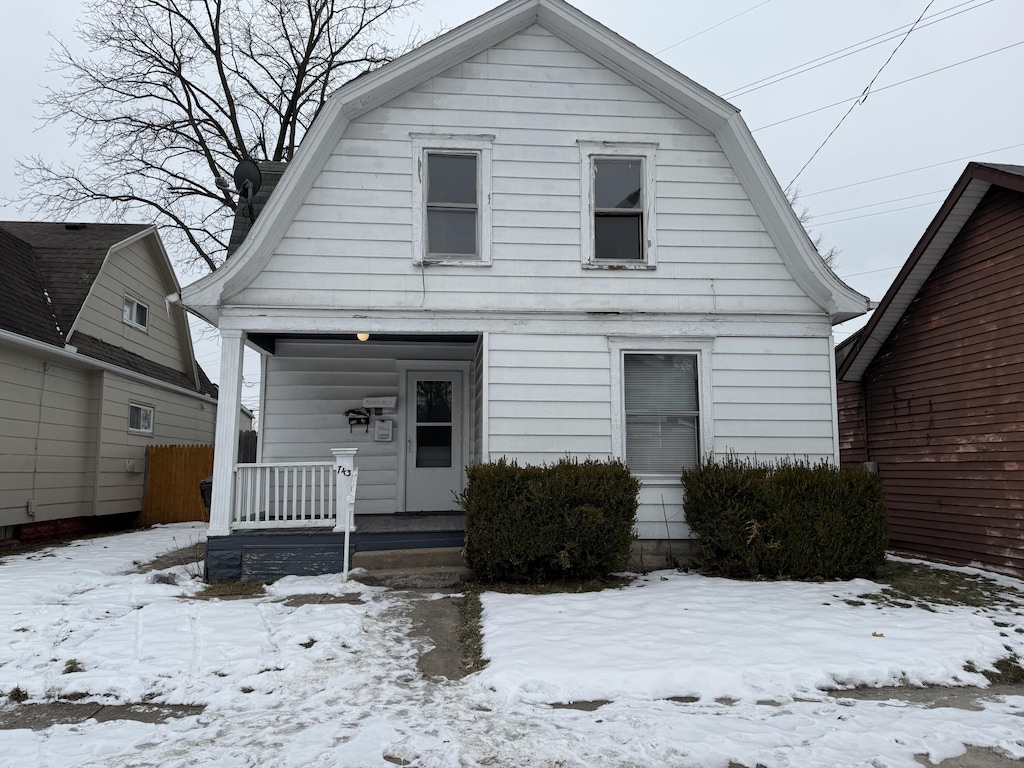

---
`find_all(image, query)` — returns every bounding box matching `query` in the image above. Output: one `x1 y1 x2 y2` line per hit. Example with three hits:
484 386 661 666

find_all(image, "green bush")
459 457 640 582
682 455 887 580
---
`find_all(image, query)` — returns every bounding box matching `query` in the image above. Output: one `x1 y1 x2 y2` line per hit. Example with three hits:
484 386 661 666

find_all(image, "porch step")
350 547 472 589
351 546 465 571
352 566 473 590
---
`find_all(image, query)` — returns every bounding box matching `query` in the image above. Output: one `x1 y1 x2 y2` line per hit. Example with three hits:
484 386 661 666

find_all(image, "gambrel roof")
0 221 216 397
183 0 870 325
837 162 1024 382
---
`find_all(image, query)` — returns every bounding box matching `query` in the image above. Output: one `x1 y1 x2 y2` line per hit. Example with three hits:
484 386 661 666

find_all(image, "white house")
182 0 870 579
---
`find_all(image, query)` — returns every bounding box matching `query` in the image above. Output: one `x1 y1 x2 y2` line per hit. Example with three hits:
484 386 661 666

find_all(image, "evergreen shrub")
459 457 640 582
682 455 887 580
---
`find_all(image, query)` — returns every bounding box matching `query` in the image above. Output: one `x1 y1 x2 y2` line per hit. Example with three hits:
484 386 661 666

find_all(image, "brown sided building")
836 162 1024 578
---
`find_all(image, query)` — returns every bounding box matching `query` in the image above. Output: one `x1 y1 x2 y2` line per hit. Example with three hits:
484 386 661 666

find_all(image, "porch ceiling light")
356 332 370 342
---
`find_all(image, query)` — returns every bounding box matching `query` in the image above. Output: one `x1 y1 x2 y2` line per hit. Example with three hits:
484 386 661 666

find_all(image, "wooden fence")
140 444 214 526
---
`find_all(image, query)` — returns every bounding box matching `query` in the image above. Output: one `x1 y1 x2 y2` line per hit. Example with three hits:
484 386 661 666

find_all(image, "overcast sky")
2 0 1022 408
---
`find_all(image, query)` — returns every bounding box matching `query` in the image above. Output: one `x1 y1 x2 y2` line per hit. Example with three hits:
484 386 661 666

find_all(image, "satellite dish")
232 159 262 223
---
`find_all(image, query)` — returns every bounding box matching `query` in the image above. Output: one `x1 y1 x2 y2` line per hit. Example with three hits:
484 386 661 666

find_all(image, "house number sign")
337 467 353 476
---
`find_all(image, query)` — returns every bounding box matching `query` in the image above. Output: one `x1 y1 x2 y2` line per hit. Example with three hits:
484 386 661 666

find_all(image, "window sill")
416 257 492 267
583 261 655 270
123 321 150 332
634 474 684 485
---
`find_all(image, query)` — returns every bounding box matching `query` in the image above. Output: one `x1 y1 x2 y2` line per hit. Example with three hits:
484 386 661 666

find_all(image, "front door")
405 371 464 512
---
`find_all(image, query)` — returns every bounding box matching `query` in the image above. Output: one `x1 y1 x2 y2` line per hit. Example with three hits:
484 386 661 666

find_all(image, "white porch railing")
233 462 338 529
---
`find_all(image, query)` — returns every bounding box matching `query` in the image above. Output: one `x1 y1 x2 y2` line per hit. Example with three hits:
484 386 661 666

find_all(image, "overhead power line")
802 141 1024 198
838 265 902 280
723 0 992 99
785 0 936 191
812 189 947 218
816 199 944 227
656 0 774 55
754 39 1024 133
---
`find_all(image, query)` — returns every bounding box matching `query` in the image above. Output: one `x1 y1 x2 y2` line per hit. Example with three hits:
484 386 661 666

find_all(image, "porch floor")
355 512 465 534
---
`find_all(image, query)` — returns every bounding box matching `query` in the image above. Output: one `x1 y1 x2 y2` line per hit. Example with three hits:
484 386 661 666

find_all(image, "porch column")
209 329 245 537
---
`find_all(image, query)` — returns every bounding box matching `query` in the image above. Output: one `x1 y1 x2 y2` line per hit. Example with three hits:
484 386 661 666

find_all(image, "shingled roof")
0 222 150 339
0 221 216 398
0 226 64 346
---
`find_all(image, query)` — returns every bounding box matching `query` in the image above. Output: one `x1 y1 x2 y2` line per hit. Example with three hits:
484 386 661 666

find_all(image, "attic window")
123 295 149 330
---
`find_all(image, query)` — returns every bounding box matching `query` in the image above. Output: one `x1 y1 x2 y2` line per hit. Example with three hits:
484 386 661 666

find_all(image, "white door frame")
395 360 472 513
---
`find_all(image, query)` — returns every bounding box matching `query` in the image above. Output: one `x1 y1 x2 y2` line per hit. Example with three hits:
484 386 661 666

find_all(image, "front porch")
206 512 466 582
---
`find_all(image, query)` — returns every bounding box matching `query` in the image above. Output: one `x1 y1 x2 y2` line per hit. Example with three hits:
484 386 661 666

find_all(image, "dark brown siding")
861 185 1024 577
837 380 868 465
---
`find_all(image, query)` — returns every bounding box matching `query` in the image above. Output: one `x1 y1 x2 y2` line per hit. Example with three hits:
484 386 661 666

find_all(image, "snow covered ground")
1 523 1023 767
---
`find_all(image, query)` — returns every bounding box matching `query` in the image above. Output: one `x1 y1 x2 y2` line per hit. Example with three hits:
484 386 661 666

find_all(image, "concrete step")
352 565 473 590
351 546 465 571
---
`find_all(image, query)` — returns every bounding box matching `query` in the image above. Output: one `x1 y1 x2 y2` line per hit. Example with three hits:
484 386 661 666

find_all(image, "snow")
1 524 1023 767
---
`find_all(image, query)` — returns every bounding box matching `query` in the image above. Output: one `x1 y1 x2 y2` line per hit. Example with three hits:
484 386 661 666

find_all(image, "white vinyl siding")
238 25 816 316
486 332 612 464
259 338 477 515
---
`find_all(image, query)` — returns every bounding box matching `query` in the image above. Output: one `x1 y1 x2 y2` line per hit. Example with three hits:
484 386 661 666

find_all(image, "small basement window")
128 402 154 434
123 295 149 330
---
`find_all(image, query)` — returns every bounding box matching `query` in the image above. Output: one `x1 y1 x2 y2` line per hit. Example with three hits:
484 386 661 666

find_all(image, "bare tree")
12 0 424 273
787 186 840 271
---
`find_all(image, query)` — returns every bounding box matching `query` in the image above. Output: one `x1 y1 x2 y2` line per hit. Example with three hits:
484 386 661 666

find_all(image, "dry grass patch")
192 581 266 600
866 560 1024 611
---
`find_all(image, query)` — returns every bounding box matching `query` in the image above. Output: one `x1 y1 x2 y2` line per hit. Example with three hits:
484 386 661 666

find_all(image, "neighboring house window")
623 353 699 474
123 295 149 330
579 141 657 268
128 402 154 435
411 133 493 265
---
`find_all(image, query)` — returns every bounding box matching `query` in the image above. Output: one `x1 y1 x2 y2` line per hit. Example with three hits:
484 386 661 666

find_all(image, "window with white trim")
580 142 657 268
122 295 149 330
411 134 493 265
623 353 699 474
128 402 154 435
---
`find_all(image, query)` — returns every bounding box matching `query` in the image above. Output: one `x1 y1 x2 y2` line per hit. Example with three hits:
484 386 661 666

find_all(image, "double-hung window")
123 295 149 330
426 152 478 257
580 141 657 268
623 353 700 474
411 133 493 265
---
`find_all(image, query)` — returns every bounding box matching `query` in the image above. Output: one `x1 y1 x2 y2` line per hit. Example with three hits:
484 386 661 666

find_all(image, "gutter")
0 327 219 407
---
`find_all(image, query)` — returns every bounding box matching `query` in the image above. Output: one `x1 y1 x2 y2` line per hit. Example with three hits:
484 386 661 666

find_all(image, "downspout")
91 370 107 516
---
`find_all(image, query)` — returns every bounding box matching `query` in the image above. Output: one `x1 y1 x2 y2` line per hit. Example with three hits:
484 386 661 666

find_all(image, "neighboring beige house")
0 222 242 543
183 0 870 580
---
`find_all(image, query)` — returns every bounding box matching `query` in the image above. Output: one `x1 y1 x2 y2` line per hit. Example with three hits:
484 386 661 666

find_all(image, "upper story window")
426 152 478 257
128 402 154 435
579 141 658 269
122 295 149 330
411 133 493 266
594 158 643 261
